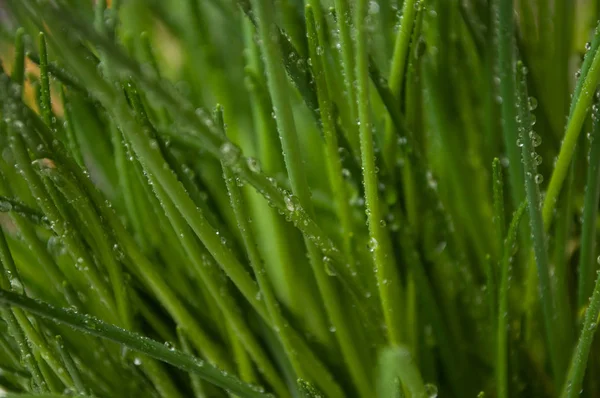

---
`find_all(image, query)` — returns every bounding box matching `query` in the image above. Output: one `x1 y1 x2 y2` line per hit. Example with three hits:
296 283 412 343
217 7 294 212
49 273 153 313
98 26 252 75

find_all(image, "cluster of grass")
0 0 599 396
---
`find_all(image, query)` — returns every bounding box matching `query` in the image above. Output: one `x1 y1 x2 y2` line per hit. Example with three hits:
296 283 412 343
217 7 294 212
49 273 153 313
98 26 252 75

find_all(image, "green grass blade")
355 0 402 346
331 0 359 152
543 24 600 229
376 346 425 398
53 335 86 395
577 103 600 308
383 0 418 173
496 0 525 206
37 33 52 128
11 28 26 88
516 61 563 384
0 289 272 398
305 6 356 273
493 158 506 260
496 201 527 398
250 1 372 396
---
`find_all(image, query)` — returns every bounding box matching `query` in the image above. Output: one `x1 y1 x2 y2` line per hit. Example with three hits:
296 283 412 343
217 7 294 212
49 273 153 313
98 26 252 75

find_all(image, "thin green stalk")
0 226 77 390
306 6 355 273
332 0 359 151
26 52 85 94
383 0 418 173
241 18 319 336
0 228 48 392
0 288 271 398
487 158 506 325
496 0 525 206
543 23 600 229
493 158 506 261
177 329 208 398
250 0 371 396
20 3 363 292
54 336 86 395
355 0 402 345
577 105 600 308
138 355 185 398
560 102 600 398
1 75 232 366
12 28 25 87
226 320 256 384
218 104 345 398
7 128 115 317
146 172 288 396
516 62 562 384
496 201 527 398
59 86 84 167
562 269 600 398
19 112 231 370
36 161 132 330
38 33 53 128
0 195 46 226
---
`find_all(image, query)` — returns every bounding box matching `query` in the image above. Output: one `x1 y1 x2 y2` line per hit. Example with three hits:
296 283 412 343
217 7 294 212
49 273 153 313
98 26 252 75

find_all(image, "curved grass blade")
0 288 273 398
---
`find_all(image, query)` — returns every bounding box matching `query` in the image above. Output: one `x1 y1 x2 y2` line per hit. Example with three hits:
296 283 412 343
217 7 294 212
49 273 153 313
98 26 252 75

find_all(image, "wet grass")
0 0 599 397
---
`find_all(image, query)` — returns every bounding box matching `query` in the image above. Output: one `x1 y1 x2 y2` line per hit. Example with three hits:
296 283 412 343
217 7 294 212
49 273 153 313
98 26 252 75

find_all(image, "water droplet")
424 383 438 398
47 236 66 257
323 256 336 276
284 195 298 212
164 341 175 351
0 200 13 212
535 174 544 184
368 237 378 252
220 142 241 167
528 96 538 111
246 157 261 172
368 0 380 14
586 42 592 51
516 138 524 147
529 131 542 147
133 357 142 366
329 326 337 333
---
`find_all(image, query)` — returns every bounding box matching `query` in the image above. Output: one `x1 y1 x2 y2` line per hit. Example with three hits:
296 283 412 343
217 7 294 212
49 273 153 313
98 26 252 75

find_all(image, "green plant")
0 0 599 397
